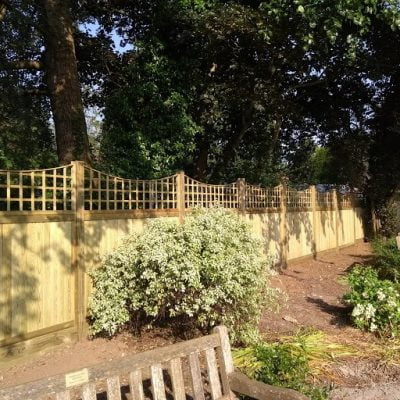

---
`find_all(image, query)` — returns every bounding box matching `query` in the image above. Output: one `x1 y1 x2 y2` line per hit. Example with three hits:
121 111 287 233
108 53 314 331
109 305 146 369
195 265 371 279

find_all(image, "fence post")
177 171 185 224
371 199 378 237
237 178 246 215
310 185 317 257
279 182 288 268
352 192 357 244
332 188 339 252
71 161 86 340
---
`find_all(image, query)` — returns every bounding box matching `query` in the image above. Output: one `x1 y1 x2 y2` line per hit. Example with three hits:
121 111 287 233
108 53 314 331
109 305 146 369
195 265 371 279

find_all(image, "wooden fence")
0 162 365 360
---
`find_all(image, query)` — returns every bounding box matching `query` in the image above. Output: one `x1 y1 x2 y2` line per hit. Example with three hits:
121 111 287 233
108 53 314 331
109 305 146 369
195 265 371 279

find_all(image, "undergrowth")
343 238 400 336
372 238 400 282
233 329 354 400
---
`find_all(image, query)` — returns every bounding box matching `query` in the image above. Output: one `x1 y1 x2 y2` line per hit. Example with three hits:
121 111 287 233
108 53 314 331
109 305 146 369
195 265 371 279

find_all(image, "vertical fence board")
0 224 11 340
279 183 288 267
71 161 86 340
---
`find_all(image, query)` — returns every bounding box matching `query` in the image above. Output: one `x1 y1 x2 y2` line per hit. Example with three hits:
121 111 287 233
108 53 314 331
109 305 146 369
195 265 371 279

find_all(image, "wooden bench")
0 326 307 400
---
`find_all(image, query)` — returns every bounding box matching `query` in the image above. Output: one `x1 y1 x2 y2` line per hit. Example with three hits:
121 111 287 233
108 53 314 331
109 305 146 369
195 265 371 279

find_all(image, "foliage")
3 0 400 198
278 329 356 370
88 208 278 343
97 0 400 185
0 77 57 169
343 266 400 336
232 329 347 400
372 238 400 282
100 41 200 178
375 202 400 238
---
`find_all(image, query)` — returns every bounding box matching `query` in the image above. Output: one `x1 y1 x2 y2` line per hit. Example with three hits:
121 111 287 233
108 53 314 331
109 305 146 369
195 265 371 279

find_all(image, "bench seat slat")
205 348 222 400
189 352 205 400
170 358 185 400
107 376 122 400
151 364 167 400
215 345 230 397
129 370 145 400
56 391 70 400
82 382 96 400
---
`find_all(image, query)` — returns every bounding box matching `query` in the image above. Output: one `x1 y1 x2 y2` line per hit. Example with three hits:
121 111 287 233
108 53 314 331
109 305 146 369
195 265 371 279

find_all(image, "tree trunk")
193 138 210 181
39 0 91 164
210 102 254 180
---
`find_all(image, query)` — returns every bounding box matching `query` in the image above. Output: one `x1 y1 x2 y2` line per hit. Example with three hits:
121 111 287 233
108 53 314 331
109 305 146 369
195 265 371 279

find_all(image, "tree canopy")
1 0 400 208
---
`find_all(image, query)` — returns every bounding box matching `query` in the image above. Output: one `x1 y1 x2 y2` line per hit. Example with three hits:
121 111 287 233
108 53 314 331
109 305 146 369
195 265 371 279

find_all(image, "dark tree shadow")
306 297 353 328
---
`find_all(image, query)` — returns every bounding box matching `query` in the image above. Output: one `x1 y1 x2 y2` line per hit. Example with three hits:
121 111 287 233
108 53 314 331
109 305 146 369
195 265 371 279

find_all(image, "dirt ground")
262 241 400 398
1 241 400 397
261 241 373 337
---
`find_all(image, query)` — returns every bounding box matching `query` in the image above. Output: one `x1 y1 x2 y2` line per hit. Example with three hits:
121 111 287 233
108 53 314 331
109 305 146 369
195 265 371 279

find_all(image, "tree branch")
1 60 44 70
0 0 8 22
287 78 326 92
24 87 48 95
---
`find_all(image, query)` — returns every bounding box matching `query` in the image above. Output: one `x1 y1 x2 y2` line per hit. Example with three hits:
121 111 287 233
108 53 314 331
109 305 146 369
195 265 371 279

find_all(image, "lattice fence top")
83 166 178 211
317 190 334 208
0 163 363 213
0 165 73 212
287 187 312 209
184 176 238 209
245 184 281 209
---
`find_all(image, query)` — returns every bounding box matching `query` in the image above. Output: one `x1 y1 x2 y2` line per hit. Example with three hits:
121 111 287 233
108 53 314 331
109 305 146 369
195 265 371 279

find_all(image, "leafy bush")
372 238 400 282
376 201 400 237
233 334 331 400
88 208 278 343
343 266 400 336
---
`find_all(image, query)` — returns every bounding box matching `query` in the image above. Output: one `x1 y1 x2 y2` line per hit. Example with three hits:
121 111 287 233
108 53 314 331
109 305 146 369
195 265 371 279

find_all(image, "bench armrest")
228 371 309 400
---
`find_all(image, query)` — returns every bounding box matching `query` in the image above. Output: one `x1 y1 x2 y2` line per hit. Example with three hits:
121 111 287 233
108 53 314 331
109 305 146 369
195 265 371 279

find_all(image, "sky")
81 21 134 54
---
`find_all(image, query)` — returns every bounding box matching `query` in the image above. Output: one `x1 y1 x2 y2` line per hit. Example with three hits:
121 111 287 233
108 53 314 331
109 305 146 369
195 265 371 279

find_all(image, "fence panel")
0 162 365 360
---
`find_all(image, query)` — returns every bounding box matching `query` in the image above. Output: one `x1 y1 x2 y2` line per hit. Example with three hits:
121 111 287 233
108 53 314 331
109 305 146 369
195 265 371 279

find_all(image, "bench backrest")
0 326 235 400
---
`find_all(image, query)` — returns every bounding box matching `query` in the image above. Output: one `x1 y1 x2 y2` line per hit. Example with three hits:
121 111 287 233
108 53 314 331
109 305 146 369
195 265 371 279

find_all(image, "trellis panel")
83 167 178 211
245 184 280 209
0 166 73 212
184 176 238 209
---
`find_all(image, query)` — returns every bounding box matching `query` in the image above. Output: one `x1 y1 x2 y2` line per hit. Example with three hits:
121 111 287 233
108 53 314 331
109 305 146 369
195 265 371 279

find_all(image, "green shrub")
343 266 400 336
372 238 400 282
88 208 278 343
376 201 400 237
233 339 329 400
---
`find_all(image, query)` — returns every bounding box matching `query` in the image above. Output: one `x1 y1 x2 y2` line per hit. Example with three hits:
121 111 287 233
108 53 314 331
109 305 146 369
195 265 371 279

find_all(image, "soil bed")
261 241 400 398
